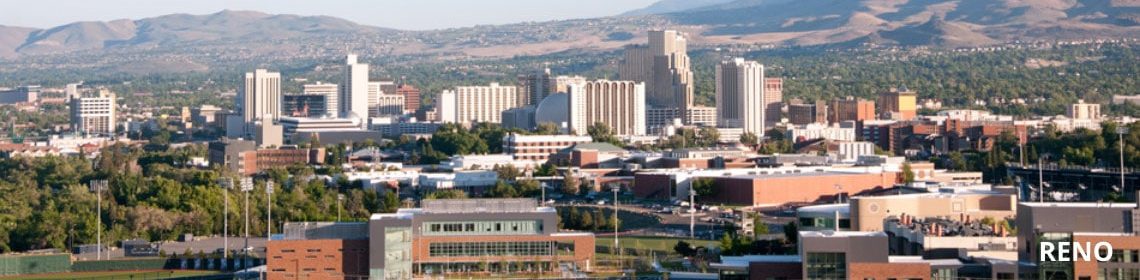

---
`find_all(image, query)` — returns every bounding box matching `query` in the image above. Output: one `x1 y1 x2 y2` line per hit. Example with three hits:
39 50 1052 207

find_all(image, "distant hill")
621 0 735 16
665 0 1140 47
1 10 392 58
3 2 1140 62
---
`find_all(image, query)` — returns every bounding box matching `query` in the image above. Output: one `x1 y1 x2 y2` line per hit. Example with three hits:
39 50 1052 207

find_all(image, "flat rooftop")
1020 202 1137 208
800 231 886 238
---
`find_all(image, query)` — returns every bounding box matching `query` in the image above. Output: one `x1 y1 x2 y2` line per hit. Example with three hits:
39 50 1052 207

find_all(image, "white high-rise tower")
716 58 767 135
340 54 369 124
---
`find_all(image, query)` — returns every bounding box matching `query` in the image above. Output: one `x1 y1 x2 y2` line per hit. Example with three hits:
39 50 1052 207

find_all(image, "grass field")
0 270 218 280
597 236 718 253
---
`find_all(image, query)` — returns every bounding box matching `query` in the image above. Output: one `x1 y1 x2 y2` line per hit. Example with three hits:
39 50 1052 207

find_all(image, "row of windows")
805 252 846 279
424 220 542 236
428 241 561 257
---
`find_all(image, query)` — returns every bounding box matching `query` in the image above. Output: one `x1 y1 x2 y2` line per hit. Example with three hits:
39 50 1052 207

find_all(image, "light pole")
337 193 345 222
218 178 233 259
266 180 275 240
1120 127 1129 195
240 177 253 250
689 189 696 239
89 180 108 260
612 184 621 274
1038 156 1044 203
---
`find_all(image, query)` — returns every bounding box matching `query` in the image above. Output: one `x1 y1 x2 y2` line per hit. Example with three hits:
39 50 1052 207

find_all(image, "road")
73 236 268 261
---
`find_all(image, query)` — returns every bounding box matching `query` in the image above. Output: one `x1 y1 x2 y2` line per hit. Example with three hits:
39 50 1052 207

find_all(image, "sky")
2 0 659 30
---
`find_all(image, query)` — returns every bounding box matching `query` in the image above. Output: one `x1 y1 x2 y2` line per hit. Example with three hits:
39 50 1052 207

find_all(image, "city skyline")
1 0 657 30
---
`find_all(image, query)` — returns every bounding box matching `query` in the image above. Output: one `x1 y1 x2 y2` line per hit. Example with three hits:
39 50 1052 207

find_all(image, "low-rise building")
503 134 592 162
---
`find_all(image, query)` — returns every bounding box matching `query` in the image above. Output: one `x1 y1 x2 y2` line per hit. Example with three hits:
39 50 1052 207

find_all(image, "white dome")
534 93 569 127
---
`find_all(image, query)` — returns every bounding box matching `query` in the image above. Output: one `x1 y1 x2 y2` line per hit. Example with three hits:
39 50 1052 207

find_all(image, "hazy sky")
2 0 659 30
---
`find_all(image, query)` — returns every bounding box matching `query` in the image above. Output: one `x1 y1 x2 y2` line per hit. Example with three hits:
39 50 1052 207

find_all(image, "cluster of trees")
0 143 398 253
557 206 619 232
932 122 1140 184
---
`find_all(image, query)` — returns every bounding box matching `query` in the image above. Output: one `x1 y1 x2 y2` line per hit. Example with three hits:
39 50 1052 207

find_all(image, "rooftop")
800 231 886 238
421 198 548 214
1020 202 1138 208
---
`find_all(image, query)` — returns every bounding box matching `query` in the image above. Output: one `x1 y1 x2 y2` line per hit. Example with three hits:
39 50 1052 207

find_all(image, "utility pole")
218 178 233 259
240 177 253 250
89 180 108 260
267 180 275 241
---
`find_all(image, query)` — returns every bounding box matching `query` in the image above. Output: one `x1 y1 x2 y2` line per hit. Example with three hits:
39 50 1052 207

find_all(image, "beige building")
879 86 918 120
1068 99 1101 120
568 80 646 136
716 58 770 135
849 192 1016 232
620 30 693 115
438 83 519 124
71 89 117 135
372 94 405 117
241 69 282 124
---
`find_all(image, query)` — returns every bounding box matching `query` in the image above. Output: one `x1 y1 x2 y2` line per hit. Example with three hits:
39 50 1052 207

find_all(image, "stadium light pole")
1120 127 1129 195
218 178 233 259
89 180 108 260
337 193 345 222
266 180 275 241
240 177 253 250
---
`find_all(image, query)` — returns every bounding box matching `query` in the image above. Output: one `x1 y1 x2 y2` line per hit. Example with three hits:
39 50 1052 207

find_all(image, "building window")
805 252 845 279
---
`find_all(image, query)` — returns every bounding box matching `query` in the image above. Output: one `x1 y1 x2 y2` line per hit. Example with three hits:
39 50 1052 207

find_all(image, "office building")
302 82 339 117
633 167 898 205
1018 202 1140 279
501 106 536 131
567 80 646 136
239 69 282 125
283 93 329 118
620 30 693 115
685 106 718 127
716 58 769 135
267 198 601 279
503 134 593 162
395 84 420 113
437 83 519 124
0 85 39 104
518 69 552 106
1068 99 1101 120
70 89 117 135
372 94 405 117
341 55 369 122
789 100 828 125
829 97 876 124
764 78 784 126
879 86 918 120
786 122 858 143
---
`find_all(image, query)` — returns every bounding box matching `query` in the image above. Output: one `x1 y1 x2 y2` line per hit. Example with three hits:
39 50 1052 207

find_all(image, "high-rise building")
240 69 282 124
715 58 769 135
340 54 369 121
518 69 551 106
302 82 338 117
438 83 519 124
620 30 693 116
764 78 784 126
568 80 646 136
829 96 876 124
1068 100 1101 120
552 75 587 94
395 84 421 113
70 89 117 135
283 94 328 118
789 100 828 125
878 86 917 120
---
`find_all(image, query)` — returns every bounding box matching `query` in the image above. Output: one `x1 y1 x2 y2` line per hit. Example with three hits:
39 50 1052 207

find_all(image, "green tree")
740 132 759 147
901 162 916 187
587 122 621 146
783 222 798 244
691 178 716 198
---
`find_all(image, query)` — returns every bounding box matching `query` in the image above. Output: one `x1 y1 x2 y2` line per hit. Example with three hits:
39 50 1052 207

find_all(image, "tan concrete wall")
851 194 1016 231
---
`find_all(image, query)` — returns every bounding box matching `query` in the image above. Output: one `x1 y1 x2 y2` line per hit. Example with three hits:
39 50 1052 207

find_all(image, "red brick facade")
266 239 368 280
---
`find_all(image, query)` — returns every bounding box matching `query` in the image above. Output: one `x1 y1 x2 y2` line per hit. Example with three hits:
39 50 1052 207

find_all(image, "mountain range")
2 0 1140 60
